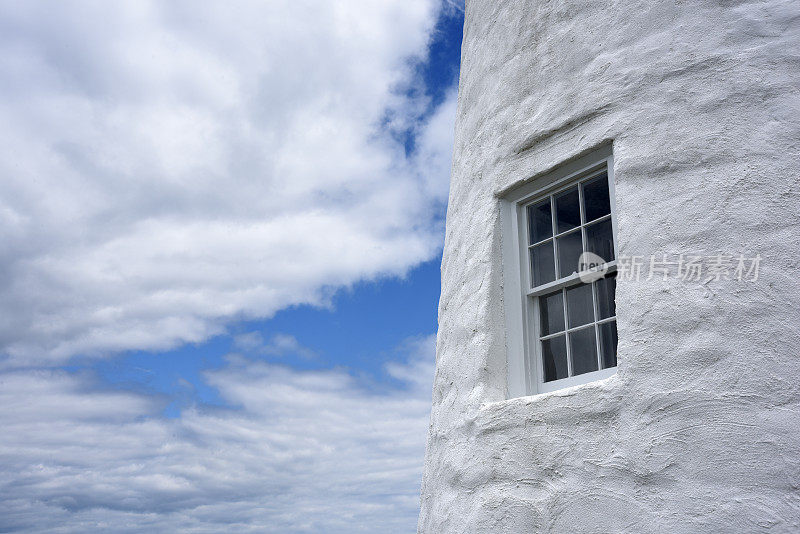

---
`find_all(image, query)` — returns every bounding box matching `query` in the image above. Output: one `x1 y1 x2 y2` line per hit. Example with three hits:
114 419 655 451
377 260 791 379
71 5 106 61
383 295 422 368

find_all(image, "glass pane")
539 291 564 336
554 186 580 233
585 219 615 263
542 335 568 382
566 283 594 328
556 230 582 278
527 199 552 244
595 273 616 320
530 242 556 287
582 173 611 222
570 326 598 376
598 320 618 369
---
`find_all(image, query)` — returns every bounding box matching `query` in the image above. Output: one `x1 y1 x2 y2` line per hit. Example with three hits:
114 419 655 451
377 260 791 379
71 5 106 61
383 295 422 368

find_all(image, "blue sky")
88 257 444 418
0 1 463 532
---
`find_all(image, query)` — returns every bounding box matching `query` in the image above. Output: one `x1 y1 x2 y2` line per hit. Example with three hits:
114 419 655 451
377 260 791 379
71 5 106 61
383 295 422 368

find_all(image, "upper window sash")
522 166 617 294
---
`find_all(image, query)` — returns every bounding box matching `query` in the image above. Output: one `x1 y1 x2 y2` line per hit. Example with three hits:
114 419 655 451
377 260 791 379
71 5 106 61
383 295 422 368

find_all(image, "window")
501 146 618 396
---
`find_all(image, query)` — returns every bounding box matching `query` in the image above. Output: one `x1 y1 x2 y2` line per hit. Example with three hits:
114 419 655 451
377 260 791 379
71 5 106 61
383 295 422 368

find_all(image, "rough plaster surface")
418 0 800 532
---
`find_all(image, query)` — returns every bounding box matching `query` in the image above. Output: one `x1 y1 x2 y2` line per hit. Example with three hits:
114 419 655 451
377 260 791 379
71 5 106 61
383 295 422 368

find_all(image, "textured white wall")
418 0 800 532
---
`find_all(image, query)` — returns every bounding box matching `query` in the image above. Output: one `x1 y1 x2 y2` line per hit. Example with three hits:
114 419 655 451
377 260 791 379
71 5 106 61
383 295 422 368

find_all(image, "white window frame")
500 145 618 398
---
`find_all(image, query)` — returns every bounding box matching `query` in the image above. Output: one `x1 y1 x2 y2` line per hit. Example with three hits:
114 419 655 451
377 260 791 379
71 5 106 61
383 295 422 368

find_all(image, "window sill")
496 367 619 405
535 366 616 394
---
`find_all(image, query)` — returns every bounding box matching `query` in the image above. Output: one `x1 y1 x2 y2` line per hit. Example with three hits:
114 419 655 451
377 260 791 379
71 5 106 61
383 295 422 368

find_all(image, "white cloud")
0 0 456 365
233 331 266 353
0 335 436 532
234 331 317 359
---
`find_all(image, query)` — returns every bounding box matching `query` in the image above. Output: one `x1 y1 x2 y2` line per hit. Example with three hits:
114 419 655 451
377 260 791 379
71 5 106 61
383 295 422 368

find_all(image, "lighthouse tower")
419 0 800 532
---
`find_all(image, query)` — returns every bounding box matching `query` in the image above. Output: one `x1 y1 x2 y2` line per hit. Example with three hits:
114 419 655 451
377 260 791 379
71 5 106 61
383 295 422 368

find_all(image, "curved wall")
419 0 800 532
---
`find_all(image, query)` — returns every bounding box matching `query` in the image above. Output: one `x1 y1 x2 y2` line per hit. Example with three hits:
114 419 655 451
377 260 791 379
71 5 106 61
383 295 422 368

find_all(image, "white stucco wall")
418 0 800 532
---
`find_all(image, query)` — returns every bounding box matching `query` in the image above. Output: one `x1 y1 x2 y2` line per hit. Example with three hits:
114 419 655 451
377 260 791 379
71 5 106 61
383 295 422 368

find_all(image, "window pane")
542 335 568 382
530 242 556 287
556 230 582 278
595 273 616 320
585 219 615 263
582 173 611 222
569 326 598 376
565 283 594 328
598 320 618 368
554 186 580 233
527 199 552 244
539 291 564 336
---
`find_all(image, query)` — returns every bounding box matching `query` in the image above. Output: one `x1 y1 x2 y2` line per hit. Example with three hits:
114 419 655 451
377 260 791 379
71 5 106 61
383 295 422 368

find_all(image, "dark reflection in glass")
598 321 618 368
542 335 568 382
595 273 616 320
557 230 582 278
539 291 564 336
530 242 555 287
527 199 552 244
582 174 611 222
570 327 598 376
585 219 615 262
566 283 594 328
554 186 580 233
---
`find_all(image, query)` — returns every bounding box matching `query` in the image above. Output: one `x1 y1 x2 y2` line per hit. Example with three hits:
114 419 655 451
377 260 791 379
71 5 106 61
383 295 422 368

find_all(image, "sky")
0 1 464 532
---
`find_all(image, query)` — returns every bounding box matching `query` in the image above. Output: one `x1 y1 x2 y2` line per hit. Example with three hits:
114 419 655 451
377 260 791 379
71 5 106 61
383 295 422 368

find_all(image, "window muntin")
523 167 618 390
526 171 614 288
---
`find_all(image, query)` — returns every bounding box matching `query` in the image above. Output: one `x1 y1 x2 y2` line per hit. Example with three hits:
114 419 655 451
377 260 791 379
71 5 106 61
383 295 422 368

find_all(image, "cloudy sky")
0 1 463 531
